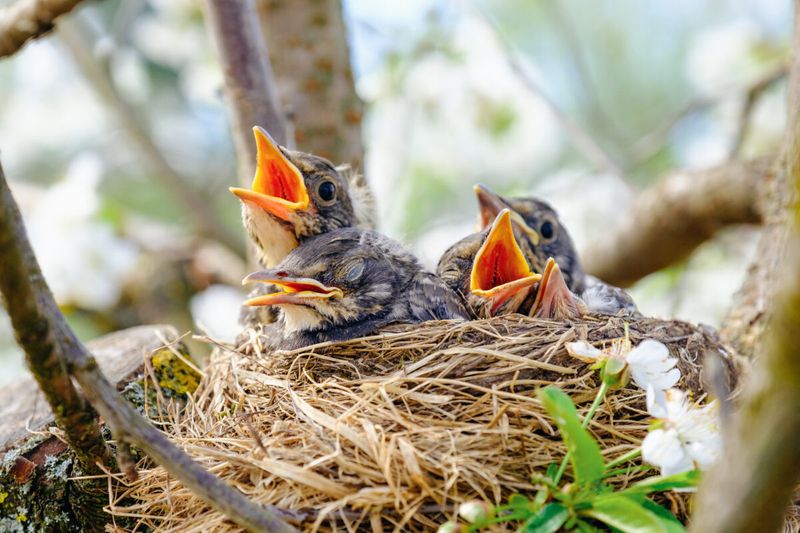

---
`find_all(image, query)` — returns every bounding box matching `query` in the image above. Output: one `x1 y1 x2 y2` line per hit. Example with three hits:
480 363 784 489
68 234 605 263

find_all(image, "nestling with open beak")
474 184 638 316
242 228 469 350
437 209 541 318
230 126 374 327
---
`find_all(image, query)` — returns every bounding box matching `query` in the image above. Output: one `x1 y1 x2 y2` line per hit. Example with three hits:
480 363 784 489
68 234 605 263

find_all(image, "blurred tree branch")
0 0 91 58
0 160 295 532
629 63 788 170
692 8 800 529
583 158 769 287
256 0 365 169
476 6 629 187
203 0 290 187
56 18 244 256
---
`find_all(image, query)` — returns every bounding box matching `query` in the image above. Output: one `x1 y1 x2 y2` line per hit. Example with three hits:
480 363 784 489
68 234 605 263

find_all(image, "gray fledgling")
243 228 469 350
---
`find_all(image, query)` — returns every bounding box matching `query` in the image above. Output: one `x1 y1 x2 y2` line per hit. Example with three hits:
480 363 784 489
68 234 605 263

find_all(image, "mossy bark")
0 326 198 532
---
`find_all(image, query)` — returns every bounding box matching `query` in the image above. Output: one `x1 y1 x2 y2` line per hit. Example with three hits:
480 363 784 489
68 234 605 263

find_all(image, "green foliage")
452 386 698 533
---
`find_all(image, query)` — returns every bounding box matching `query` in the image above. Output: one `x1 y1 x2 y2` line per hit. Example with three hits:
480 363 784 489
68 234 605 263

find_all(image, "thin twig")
0 0 93 58
729 63 788 158
0 160 295 532
56 18 244 255
629 63 788 169
475 4 629 187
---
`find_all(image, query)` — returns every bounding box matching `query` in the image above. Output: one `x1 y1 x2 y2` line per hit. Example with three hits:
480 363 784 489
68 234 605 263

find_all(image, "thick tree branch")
691 3 800 530
56 19 244 255
256 0 365 168
0 0 91 58
0 161 295 533
203 0 290 187
0 166 110 477
583 158 769 287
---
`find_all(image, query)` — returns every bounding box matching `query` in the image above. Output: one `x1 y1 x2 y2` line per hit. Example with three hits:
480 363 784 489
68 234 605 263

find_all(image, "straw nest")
107 315 737 532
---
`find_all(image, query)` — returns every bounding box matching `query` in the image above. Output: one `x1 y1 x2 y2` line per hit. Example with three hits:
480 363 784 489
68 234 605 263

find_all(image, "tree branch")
0 0 92 58
476 6 629 187
691 3 800 530
0 168 110 477
583 158 769 287
0 161 295 532
56 19 243 255
255 0 365 168
203 0 290 187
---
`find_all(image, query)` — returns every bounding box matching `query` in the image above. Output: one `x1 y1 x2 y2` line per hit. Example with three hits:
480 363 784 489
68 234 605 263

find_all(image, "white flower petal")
566 341 604 362
626 339 669 365
646 385 668 418
642 428 694 476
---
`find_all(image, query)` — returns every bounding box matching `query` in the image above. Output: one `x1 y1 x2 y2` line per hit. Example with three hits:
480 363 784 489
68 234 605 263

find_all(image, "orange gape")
470 210 541 315
229 126 310 221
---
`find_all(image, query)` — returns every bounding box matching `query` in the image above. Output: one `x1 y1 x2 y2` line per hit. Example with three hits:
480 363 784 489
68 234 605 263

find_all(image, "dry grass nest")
107 314 738 532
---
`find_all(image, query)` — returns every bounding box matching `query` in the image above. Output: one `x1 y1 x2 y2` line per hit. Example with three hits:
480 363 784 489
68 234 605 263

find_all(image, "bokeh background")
0 0 790 384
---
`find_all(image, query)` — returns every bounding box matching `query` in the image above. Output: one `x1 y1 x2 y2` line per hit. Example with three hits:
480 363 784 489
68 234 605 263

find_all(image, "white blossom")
566 338 680 392
642 387 722 477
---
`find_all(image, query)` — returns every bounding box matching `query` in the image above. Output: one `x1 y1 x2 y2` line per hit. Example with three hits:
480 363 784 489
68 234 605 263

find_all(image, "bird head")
468 209 541 317
242 229 414 334
474 184 585 292
529 257 586 320
230 127 361 267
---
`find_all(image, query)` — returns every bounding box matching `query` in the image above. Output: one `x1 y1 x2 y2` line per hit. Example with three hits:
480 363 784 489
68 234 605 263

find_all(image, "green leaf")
620 471 700 495
538 387 604 486
522 503 569 533
640 500 685 532
575 519 603 533
580 495 682 533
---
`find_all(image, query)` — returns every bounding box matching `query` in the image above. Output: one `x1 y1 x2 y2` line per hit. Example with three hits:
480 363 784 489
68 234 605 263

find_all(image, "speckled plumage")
237 146 375 328
246 228 469 350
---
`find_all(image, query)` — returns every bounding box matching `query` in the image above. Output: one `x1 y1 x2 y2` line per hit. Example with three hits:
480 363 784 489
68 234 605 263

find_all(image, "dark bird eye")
317 181 337 203
540 220 555 241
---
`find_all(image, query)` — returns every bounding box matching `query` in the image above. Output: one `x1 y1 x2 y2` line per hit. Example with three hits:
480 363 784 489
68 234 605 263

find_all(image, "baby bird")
438 209 541 318
243 228 469 350
230 127 374 326
230 126 374 267
474 184 638 316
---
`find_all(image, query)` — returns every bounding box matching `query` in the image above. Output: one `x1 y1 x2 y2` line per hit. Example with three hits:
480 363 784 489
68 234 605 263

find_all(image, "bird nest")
106 315 736 532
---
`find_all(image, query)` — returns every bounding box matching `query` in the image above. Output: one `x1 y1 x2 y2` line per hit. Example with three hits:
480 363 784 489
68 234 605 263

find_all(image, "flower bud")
458 500 493 524
601 356 630 389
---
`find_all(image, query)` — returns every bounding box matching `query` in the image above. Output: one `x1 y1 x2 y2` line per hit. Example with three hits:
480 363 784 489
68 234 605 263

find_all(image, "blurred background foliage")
0 0 791 383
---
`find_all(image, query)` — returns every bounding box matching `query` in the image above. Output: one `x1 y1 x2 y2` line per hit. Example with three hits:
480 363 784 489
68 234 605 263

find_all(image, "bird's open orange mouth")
242 270 342 306
530 257 578 319
229 126 310 221
470 209 541 314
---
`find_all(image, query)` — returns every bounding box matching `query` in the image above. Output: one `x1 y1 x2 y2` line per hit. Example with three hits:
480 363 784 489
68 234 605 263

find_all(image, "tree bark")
0 325 178 532
203 0 290 187
0 0 93 58
256 0 365 169
0 160 296 532
583 159 769 288
690 2 800 530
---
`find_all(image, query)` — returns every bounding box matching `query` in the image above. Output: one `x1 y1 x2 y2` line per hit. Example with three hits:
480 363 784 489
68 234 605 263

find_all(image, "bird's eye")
317 180 337 204
539 219 556 242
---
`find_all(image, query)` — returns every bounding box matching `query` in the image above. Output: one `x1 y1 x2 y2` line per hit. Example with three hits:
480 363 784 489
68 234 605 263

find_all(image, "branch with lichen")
583 158 769 288
0 160 296 533
690 2 800 530
0 0 93 58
